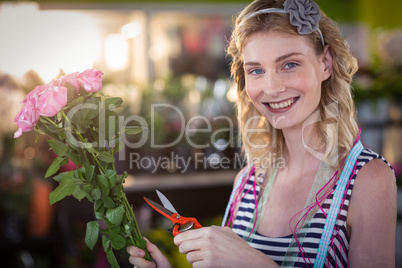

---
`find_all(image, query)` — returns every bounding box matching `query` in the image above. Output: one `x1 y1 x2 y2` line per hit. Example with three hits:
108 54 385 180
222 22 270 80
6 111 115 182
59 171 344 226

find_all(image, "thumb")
144 237 171 267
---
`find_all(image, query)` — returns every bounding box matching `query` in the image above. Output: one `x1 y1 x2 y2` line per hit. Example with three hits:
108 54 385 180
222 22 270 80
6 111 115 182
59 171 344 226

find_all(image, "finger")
185 249 203 265
127 244 156 268
128 255 156 268
144 237 171 267
127 246 146 258
177 237 206 255
145 237 162 255
173 228 204 246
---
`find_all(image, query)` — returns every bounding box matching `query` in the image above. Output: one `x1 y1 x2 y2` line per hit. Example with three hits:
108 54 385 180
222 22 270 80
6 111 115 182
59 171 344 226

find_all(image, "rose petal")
77 69 104 93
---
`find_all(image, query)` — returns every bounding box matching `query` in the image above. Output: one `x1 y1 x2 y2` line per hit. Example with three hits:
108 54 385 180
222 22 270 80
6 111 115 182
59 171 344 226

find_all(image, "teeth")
268 98 295 109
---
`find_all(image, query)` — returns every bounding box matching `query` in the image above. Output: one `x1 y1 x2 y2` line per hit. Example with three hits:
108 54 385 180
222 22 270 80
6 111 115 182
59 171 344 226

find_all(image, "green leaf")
86 146 101 155
96 175 110 195
124 223 133 236
110 226 122 234
95 204 105 220
105 170 117 188
110 185 120 197
105 97 123 109
137 237 147 250
58 129 66 141
103 196 116 208
102 235 111 251
109 233 126 250
85 192 93 203
49 177 76 205
94 199 104 211
94 199 105 219
98 152 115 163
72 185 86 201
74 169 83 181
36 121 58 139
47 139 68 157
68 95 85 107
125 126 144 135
39 118 61 134
45 157 66 178
60 157 70 167
83 184 92 193
106 205 124 225
91 188 102 201
80 105 99 122
116 188 124 200
85 221 99 250
83 165 95 182
53 171 74 183
105 169 116 177
105 249 119 268
69 152 81 165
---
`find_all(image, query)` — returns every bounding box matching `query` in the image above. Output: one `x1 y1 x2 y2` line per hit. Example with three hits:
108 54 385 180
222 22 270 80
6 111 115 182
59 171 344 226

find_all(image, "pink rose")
36 85 68 117
14 94 40 138
60 72 80 92
77 69 104 93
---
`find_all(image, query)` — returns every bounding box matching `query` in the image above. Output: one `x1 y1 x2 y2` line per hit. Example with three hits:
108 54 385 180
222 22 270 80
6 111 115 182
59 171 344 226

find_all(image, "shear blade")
156 190 178 213
144 197 176 217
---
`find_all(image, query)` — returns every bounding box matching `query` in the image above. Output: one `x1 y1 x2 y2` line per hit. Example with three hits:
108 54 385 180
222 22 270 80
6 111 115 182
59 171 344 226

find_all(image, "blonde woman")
128 0 396 267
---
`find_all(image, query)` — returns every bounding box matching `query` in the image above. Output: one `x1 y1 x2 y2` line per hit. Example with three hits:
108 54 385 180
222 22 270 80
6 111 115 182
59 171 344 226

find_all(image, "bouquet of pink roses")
14 69 150 266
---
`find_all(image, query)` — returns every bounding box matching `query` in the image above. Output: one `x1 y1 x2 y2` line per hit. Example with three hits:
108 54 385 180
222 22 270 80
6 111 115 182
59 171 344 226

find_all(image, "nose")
264 72 286 96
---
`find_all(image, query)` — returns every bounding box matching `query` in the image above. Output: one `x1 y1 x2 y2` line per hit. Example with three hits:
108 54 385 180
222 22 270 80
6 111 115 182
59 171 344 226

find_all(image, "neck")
282 122 322 171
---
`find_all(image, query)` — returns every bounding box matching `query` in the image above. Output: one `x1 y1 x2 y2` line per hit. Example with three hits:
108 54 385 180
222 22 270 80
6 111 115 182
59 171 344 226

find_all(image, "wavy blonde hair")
227 0 359 171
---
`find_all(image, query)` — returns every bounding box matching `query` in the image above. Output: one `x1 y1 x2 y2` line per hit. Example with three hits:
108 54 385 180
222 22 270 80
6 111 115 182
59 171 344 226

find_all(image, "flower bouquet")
14 69 150 266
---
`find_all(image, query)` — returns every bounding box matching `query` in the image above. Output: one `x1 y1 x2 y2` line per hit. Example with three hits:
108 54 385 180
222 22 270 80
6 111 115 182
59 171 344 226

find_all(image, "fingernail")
150 263 156 268
137 249 145 256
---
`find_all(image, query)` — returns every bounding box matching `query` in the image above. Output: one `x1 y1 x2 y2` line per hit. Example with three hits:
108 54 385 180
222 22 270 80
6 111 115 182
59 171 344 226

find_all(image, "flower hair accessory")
243 0 325 47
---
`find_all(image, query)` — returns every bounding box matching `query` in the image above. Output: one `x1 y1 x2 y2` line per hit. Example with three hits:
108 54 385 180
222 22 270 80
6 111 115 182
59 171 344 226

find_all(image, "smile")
267 97 298 109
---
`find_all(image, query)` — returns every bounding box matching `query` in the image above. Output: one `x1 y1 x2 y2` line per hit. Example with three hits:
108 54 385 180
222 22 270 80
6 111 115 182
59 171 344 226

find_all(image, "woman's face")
242 31 332 131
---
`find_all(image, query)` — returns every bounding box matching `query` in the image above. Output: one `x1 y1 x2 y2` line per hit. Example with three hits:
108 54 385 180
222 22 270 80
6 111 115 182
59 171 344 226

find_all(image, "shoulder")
354 155 396 195
353 148 395 196
348 153 397 233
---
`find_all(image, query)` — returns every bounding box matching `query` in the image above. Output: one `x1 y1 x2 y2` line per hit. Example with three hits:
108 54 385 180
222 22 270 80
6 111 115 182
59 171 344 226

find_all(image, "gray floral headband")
243 0 325 47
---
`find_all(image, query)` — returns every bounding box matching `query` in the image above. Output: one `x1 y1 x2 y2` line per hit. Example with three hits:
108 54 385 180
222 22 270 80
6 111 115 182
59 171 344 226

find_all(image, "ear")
321 45 333 81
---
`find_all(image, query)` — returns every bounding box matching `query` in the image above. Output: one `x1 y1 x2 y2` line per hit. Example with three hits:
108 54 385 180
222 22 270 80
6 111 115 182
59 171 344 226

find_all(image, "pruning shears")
144 190 202 236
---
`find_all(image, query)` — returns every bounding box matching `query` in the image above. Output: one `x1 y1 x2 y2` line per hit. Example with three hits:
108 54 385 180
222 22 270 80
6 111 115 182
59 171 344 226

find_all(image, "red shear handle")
172 217 202 236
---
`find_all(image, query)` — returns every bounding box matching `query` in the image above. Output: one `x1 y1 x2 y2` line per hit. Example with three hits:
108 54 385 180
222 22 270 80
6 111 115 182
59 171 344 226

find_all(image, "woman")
128 0 397 267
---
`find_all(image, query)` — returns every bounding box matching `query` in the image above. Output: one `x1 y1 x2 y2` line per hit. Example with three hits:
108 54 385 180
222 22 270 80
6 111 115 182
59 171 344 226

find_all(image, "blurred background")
0 0 401 267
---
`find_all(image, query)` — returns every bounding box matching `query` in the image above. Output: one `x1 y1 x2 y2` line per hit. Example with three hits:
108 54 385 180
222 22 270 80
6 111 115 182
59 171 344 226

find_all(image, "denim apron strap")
313 140 364 268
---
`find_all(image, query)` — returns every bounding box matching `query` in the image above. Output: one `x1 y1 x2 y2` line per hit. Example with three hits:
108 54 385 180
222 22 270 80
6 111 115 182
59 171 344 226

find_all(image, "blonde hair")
227 0 359 171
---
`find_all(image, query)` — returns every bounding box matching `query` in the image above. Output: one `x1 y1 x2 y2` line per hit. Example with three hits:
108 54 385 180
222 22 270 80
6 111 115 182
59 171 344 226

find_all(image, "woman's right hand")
127 237 172 268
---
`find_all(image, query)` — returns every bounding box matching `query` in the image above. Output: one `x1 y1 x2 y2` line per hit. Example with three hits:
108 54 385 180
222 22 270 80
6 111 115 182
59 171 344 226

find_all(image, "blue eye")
284 62 297 69
250 69 264 75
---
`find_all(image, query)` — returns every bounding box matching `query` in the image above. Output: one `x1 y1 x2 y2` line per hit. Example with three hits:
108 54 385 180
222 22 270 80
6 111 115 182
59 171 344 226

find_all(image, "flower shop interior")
0 0 401 267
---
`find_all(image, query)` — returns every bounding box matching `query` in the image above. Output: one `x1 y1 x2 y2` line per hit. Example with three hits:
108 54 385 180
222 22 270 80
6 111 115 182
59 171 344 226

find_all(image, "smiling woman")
126 0 397 267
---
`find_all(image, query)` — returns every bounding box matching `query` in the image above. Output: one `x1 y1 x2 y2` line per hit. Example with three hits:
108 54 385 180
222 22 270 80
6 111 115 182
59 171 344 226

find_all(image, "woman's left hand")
173 226 279 268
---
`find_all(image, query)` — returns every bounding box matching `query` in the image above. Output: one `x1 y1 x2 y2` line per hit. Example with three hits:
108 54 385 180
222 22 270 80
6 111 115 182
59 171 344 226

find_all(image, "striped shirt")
231 148 392 267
